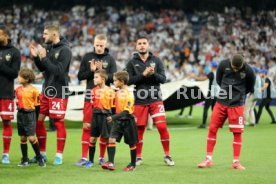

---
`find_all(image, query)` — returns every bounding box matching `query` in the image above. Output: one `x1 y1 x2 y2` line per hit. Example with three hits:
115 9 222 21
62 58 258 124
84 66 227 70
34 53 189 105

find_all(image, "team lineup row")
0 22 256 171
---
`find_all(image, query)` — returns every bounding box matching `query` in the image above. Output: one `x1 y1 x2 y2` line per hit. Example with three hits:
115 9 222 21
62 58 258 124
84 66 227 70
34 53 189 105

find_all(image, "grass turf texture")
0 106 275 184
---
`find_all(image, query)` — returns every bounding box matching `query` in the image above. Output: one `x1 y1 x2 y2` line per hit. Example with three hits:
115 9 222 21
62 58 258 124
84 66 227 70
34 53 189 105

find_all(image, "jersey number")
158 105 165 113
8 103 12 111
52 102 61 110
238 116 243 125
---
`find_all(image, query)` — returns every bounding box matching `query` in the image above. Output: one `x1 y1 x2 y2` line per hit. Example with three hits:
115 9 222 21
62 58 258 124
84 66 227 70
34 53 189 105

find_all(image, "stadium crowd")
0 3 275 170
0 5 275 85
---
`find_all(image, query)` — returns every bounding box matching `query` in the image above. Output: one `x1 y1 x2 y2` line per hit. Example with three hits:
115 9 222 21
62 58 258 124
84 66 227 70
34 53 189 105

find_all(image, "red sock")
2 121 12 154
99 136 107 158
206 126 218 157
36 120 47 153
55 121 66 154
156 122 170 156
136 126 146 158
81 128 90 159
233 133 242 161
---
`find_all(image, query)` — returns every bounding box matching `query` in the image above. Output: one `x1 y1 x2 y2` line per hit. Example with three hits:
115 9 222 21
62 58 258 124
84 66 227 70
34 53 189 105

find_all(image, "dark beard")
44 40 53 44
139 51 147 55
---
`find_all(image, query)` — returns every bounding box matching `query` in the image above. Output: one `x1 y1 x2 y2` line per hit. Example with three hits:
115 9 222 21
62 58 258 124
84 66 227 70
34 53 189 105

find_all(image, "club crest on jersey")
5 54 11 62
150 61 156 68
102 60 108 68
240 72 246 79
55 52 59 59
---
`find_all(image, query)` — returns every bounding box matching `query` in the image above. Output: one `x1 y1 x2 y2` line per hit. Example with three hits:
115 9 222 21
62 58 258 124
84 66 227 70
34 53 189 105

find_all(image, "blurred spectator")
0 5 275 85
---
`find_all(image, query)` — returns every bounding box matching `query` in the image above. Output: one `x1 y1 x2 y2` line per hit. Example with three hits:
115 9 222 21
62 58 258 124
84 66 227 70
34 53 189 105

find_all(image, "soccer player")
126 34 174 166
256 69 276 124
102 71 138 171
0 25 21 164
198 54 255 170
15 68 45 167
29 22 72 165
76 34 117 166
84 69 114 168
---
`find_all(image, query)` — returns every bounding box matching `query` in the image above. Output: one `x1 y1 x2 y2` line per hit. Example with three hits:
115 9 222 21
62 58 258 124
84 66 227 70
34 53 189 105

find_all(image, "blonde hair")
95 34 107 41
44 22 60 35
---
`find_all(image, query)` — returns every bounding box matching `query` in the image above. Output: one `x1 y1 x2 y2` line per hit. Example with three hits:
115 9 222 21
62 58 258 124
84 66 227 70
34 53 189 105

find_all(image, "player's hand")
29 43 38 57
106 116 112 123
37 44 47 59
148 66 155 75
96 61 103 70
90 59 97 72
143 67 152 76
83 123 91 129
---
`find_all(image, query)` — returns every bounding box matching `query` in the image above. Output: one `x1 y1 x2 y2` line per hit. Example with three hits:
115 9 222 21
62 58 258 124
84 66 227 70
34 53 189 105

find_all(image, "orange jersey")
91 86 114 110
15 85 40 110
114 88 134 114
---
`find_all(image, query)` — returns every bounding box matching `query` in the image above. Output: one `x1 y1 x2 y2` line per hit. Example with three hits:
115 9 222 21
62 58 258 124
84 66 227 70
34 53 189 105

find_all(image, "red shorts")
40 94 68 119
210 102 245 133
134 101 166 126
83 101 93 123
0 99 14 120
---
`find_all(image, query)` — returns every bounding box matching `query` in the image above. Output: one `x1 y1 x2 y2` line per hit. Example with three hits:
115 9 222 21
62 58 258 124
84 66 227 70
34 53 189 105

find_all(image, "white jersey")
254 75 262 99
268 66 276 91
210 71 220 97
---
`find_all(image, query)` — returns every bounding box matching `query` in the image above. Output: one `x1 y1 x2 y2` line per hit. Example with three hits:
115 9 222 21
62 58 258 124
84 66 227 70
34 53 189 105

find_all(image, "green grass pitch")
0 106 275 184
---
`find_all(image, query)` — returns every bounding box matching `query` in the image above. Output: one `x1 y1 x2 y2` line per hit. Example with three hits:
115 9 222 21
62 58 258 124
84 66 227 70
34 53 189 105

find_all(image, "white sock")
233 159 239 163
3 153 9 156
206 155 212 160
40 152 46 156
56 153 63 159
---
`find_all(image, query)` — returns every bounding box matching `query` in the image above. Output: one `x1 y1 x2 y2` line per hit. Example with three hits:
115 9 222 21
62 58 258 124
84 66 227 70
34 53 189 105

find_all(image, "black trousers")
179 106 193 116
202 98 216 125
256 98 275 124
